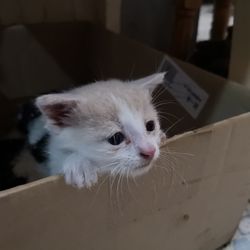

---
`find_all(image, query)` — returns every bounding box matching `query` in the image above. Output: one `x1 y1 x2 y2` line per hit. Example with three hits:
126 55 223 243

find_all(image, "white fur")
28 72 166 188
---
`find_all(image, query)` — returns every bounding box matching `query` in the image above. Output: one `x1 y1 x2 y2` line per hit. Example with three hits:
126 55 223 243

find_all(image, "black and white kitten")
15 73 166 188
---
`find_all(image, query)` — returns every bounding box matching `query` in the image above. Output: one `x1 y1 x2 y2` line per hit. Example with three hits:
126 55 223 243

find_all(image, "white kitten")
22 73 166 188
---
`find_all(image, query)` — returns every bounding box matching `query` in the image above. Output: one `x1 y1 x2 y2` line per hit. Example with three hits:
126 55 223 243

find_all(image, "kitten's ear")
131 72 166 94
36 93 79 129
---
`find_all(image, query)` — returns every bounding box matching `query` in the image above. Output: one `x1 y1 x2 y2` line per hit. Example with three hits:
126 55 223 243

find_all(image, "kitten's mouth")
135 156 157 170
135 163 149 169
131 162 153 177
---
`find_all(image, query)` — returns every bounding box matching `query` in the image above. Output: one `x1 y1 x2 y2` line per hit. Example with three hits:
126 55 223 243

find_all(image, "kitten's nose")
139 147 156 159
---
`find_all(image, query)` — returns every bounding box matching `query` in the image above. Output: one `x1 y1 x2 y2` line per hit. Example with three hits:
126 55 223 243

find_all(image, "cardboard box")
1 22 250 250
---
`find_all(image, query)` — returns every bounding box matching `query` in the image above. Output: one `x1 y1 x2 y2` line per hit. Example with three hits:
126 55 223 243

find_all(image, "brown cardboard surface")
0 22 250 250
1 113 250 250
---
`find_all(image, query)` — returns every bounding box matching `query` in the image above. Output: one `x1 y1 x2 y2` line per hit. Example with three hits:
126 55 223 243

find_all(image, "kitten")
16 72 166 188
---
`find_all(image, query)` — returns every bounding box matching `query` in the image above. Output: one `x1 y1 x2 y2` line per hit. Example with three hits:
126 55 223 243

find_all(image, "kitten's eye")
146 120 155 132
108 132 125 145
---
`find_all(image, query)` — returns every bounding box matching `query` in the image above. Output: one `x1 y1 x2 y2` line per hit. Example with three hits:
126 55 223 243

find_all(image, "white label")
158 56 209 119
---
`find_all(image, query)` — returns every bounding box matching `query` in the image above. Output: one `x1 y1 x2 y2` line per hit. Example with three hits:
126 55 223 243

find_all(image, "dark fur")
29 134 49 163
0 92 56 191
17 100 42 134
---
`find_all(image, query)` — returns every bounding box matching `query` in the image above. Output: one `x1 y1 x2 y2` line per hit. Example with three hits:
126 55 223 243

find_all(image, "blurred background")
121 0 234 78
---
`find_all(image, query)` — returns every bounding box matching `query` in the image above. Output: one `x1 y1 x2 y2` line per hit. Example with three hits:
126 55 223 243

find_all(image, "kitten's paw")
63 159 98 189
83 167 98 188
64 168 98 189
64 169 85 188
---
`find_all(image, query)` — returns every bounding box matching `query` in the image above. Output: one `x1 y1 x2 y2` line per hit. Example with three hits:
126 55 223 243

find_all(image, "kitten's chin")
130 163 153 177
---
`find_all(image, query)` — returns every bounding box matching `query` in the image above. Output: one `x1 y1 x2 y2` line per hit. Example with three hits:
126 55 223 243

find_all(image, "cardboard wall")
1 113 250 250
1 22 250 136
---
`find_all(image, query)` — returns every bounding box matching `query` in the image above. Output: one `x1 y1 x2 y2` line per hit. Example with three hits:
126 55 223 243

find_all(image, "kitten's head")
36 73 166 177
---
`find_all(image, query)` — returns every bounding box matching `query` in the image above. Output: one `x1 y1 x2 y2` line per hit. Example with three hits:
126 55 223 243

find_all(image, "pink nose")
139 147 156 159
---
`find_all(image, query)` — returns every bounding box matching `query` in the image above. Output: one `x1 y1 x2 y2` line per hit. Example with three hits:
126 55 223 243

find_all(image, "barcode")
158 56 209 119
